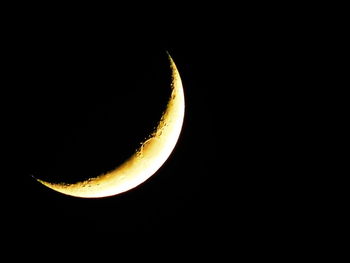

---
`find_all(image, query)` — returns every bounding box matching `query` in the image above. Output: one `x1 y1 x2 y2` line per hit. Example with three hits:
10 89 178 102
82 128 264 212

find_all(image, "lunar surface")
33 53 185 198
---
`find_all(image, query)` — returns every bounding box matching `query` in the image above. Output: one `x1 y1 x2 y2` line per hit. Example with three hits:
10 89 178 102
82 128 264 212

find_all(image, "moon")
33 53 185 198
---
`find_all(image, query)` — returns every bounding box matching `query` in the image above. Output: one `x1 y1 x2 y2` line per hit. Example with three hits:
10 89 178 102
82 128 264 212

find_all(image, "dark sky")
0 4 305 255
2 32 216 234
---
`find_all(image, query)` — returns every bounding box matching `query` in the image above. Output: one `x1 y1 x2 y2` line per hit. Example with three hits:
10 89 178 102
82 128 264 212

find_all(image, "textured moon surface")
34 54 185 198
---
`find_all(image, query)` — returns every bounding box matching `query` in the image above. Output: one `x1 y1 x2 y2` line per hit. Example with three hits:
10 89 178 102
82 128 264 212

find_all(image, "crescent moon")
33 53 185 198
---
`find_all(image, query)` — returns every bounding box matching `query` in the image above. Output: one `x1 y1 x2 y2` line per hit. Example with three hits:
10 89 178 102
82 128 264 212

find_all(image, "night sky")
2 31 216 234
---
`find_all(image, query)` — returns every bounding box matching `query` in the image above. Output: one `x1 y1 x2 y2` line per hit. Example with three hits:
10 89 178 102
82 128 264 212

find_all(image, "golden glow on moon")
34 54 185 198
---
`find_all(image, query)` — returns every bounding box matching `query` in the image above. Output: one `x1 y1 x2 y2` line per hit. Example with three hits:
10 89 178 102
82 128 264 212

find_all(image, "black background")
0 3 316 257
2 26 216 234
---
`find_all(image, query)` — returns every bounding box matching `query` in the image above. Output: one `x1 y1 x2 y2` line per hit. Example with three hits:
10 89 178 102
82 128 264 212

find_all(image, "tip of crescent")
31 174 41 183
166 51 175 63
31 175 49 187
